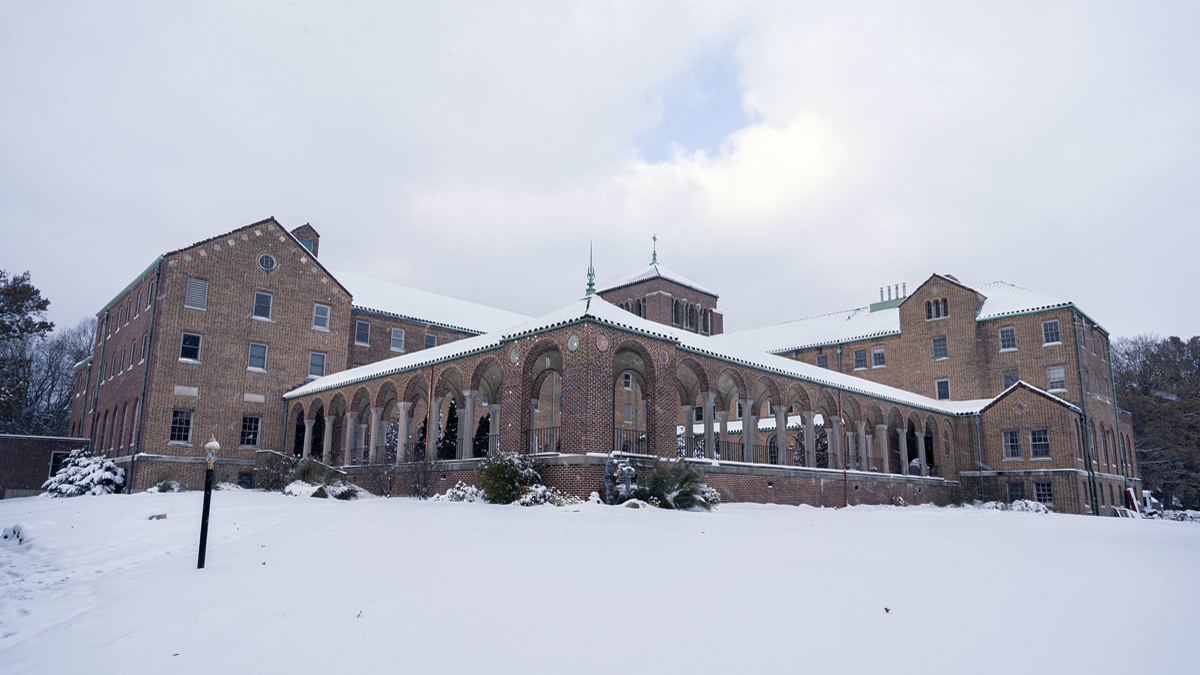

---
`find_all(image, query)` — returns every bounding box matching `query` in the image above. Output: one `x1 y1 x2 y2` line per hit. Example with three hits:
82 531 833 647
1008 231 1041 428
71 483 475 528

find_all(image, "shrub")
627 461 716 510
148 479 180 493
434 481 485 502
41 448 125 497
514 484 581 507
478 452 540 504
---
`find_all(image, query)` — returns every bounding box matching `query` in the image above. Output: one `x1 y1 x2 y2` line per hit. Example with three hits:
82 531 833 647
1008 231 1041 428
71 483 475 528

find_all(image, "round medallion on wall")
567 335 580 352
509 347 520 364
258 253 277 272
659 349 669 365
596 335 609 352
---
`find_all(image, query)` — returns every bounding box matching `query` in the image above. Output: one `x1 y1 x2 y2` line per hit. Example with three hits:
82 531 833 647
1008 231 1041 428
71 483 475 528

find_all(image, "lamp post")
197 436 219 569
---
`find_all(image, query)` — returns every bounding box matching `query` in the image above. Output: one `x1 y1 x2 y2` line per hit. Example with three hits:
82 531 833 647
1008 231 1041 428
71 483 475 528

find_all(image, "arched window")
926 301 932 319
941 298 948 317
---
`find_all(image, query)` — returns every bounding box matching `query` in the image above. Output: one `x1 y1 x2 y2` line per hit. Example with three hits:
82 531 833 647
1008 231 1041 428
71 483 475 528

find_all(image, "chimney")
880 287 885 302
902 282 907 297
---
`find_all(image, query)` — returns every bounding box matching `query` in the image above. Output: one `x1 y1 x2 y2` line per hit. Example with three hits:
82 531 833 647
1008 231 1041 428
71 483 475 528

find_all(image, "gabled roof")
332 270 532 335
597 263 718 298
287 294 993 417
713 306 901 354
978 380 1081 415
719 274 1099 354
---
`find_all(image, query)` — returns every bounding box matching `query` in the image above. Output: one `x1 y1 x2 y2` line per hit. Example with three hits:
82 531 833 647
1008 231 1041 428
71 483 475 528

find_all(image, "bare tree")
1 317 94 435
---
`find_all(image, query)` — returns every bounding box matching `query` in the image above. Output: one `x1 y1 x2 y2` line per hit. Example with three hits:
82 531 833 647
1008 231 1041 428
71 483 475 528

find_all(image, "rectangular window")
1034 481 1054 505
1002 371 1019 389
624 403 633 424
309 352 326 378
253 292 273 319
179 332 201 361
170 410 193 443
935 379 950 400
424 334 437 349
1042 319 1061 345
1003 429 1021 459
240 416 261 447
313 304 330 330
1046 365 1066 391
141 334 148 362
623 372 632 390
147 281 155 308
816 354 828 369
120 348 126 373
135 290 141 317
130 341 136 368
125 300 131 325
248 342 268 370
853 348 867 370
932 336 948 360
355 321 370 345
1031 428 1050 458
999 327 1017 350
694 405 703 421
184 278 208 309
872 346 886 367
49 451 69 477
1007 481 1026 502
736 401 744 417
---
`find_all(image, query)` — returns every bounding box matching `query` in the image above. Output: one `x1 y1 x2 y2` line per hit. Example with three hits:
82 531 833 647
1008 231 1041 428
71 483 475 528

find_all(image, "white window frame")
624 403 633 425
179 332 202 362
312 304 330 331
853 348 868 370
184 277 208 310
1042 319 1061 345
1030 428 1050 459
247 342 268 372
390 328 406 352
252 292 273 320
932 337 948 360
1002 429 1021 460
240 415 261 448
170 409 193 444
355 320 371 346
1046 365 1067 392
623 372 632 390
308 352 326 378
935 379 950 400
872 346 886 368
999 326 1017 351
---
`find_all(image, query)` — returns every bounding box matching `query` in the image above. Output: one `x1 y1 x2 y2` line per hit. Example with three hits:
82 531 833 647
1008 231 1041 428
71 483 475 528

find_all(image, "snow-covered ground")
2 491 1197 674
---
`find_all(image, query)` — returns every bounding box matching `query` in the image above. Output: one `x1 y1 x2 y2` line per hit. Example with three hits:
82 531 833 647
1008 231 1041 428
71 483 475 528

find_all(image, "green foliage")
437 398 458 460
472 414 490 458
626 461 716 510
42 448 125 497
478 451 540 504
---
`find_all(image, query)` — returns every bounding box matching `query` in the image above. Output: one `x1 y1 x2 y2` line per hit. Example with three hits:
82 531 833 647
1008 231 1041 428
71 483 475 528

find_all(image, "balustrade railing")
613 428 649 455
529 427 561 453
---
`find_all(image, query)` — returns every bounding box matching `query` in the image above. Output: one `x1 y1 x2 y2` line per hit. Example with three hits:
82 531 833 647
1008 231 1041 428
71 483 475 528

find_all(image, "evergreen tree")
437 399 458 460
0 270 56 426
472 414 490 457
413 419 427 461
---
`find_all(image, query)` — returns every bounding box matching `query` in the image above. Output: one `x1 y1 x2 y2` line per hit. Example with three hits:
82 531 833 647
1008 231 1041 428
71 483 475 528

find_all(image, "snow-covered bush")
1 524 30 546
147 479 180 493
514 484 581 507
977 500 1050 514
433 481 485 502
285 479 358 499
625 461 716 510
478 452 540 504
700 485 721 506
41 448 125 497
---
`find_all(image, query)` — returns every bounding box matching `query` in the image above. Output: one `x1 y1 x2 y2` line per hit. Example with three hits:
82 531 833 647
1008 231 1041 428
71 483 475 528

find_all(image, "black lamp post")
197 435 219 569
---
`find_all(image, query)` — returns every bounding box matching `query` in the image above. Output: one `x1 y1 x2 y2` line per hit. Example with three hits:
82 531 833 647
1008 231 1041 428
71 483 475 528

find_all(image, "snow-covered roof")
596 263 718 298
714 306 901 354
973 281 1072 321
332 270 532 335
719 277 1091 354
288 294 993 417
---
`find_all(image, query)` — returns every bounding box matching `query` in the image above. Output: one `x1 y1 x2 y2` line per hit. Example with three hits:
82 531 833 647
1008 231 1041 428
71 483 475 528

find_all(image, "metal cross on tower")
651 234 658 264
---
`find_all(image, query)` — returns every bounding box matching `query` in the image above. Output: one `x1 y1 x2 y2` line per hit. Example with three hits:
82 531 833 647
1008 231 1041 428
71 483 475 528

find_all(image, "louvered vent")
184 278 209 309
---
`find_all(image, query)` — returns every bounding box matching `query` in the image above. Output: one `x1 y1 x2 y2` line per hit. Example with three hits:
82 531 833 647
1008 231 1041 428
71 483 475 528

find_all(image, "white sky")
2 1 1198 339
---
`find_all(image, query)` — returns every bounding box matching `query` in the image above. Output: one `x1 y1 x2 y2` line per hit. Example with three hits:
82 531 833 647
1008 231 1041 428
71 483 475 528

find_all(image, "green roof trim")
96 256 162 318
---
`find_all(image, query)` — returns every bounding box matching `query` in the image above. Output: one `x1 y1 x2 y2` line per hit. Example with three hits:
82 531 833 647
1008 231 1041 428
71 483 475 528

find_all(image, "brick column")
321 412 334 464
702 392 716 460
302 418 315 460
460 391 477 460
876 424 890 473
774 407 788 465
342 411 358 466
529 398 539 452
803 411 816 467
368 406 383 464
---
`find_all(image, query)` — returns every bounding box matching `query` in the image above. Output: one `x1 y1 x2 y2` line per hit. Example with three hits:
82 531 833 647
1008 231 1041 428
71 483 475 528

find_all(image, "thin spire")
586 242 596 295
651 234 658 265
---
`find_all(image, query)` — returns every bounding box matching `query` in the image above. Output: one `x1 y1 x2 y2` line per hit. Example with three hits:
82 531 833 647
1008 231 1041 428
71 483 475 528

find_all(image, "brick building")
71 220 1138 515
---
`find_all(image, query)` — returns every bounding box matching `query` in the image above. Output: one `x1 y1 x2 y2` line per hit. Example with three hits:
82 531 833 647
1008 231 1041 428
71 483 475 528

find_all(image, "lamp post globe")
197 436 220 569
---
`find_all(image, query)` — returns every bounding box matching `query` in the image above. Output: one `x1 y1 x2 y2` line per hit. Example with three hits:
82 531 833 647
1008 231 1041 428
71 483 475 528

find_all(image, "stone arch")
471 357 505 404
289 401 308 457
307 399 327 461
611 338 657 455
716 368 746 415
784 383 811 414
434 367 466 406
750 375 781 411
375 380 399 409
402 374 429 406
676 357 709 399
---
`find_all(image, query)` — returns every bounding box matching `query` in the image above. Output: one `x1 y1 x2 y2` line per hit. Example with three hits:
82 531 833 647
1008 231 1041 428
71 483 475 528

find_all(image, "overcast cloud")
2 1 1197 339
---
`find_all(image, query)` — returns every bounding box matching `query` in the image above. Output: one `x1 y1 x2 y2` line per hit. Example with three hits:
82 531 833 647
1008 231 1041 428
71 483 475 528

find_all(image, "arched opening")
613 345 650 455
528 347 563 453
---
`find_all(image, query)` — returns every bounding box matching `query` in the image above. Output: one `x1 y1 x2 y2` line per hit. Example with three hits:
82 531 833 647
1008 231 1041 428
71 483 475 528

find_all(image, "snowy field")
2 491 1198 674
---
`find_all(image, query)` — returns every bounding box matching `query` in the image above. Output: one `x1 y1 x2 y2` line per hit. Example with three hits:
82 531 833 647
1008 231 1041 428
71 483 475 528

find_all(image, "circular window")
258 253 277 272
